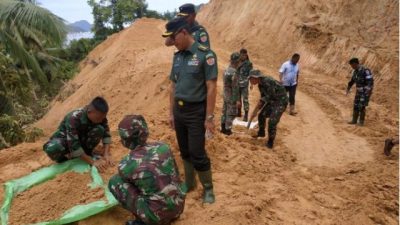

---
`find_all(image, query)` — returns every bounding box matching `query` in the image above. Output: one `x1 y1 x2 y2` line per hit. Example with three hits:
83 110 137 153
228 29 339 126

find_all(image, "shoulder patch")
198 45 209 52
206 53 215 66
200 32 208 43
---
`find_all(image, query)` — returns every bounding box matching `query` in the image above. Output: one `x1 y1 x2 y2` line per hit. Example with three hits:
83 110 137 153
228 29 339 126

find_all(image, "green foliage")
87 0 173 40
0 0 67 88
24 127 44 142
64 38 98 62
0 115 25 146
0 1 86 150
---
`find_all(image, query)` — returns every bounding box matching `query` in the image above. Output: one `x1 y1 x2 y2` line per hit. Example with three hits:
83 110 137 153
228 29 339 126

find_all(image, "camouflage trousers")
238 86 250 111
258 101 287 140
108 175 184 225
43 125 105 162
221 101 237 130
354 90 370 112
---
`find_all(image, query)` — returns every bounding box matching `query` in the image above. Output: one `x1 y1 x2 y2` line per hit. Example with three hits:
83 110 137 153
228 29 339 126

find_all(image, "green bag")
0 159 118 225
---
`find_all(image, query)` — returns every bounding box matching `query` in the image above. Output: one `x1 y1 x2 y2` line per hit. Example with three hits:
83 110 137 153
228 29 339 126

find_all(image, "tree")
88 0 149 38
0 0 67 89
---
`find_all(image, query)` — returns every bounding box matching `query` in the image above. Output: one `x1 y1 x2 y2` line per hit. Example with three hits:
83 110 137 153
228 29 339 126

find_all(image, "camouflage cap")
230 52 240 63
249 69 262 78
118 115 149 150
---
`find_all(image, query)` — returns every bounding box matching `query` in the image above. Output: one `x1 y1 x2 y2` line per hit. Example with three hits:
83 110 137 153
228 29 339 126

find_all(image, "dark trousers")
284 85 297 106
173 101 210 171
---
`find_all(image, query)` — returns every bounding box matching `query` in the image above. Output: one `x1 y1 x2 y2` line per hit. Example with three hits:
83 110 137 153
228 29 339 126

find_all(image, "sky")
38 0 209 24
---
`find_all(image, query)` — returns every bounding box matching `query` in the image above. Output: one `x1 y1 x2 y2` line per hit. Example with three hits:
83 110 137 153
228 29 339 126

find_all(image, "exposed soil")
8 172 105 225
0 0 398 224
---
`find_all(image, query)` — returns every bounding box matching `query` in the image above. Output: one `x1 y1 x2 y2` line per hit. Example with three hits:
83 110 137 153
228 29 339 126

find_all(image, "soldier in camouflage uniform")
43 97 113 171
247 70 288 149
220 52 241 135
346 58 374 126
164 3 210 48
108 115 185 225
237 48 253 121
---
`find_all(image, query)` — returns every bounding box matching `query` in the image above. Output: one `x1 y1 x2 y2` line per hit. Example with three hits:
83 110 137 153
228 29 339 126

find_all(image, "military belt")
175 99 205 107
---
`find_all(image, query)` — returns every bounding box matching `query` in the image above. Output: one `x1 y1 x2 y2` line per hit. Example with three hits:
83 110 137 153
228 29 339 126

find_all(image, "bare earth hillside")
0 1 398 224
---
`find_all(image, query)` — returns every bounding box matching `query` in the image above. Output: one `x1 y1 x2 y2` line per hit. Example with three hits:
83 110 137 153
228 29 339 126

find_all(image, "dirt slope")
0 1 398 224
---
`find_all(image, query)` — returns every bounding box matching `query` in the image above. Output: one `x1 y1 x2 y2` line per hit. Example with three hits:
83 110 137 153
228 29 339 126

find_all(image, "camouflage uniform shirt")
113 142 185 224
190 21 210 48
258 76 288 105
50 107 111 157
223 66 239 103
238 59 253 88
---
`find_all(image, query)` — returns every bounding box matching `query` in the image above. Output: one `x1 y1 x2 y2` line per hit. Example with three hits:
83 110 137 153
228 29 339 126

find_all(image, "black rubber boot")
126 220 146 225
224 129 232 136
183 160 196 192
384 139 395 156
348 111 359 124
243 111 248 122
257 129 266 137
198 170 215 204
220 122 227 134
358 110 365 126
266 138 274 149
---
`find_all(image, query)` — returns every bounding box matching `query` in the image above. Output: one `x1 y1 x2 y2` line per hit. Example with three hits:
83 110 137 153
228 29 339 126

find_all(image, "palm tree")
0 0 67 90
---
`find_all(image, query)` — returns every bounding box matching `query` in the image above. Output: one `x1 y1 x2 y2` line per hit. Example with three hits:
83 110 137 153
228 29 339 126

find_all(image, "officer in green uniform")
162 16 218 204
164 3 210 48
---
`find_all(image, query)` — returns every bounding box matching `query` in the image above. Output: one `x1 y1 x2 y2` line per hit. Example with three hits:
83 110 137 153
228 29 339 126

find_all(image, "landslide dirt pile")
0 1 398 225
36 18 175 132
199 0 399 114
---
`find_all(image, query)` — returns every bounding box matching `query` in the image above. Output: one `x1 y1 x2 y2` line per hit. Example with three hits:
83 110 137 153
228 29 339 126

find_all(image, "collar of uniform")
81 107 90 125
186 42 199 54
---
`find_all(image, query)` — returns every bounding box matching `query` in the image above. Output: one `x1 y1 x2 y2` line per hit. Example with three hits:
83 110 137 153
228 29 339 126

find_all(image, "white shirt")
279 60 299 86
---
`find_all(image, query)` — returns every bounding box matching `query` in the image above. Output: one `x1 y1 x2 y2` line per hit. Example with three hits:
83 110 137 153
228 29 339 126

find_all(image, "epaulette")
198 44 209 52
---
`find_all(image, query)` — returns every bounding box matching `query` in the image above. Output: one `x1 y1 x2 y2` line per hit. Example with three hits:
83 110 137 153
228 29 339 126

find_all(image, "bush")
25 127 44 143
0 115 25 147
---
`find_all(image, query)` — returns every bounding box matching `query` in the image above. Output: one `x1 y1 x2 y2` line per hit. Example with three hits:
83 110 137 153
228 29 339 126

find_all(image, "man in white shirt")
279 53 300 115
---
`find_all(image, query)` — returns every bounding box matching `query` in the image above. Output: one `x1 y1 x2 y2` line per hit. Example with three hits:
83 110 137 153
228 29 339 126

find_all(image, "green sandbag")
0 158 118 225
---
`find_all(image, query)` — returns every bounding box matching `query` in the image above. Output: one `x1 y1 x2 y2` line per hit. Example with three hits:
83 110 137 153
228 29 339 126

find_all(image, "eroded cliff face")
199 0 399 112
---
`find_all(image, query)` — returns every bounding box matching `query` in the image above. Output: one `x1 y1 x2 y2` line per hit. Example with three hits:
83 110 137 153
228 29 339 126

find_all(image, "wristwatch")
206 114 214 121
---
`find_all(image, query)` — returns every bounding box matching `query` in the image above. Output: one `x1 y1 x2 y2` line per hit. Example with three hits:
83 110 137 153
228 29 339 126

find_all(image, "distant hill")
67 20 92 33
